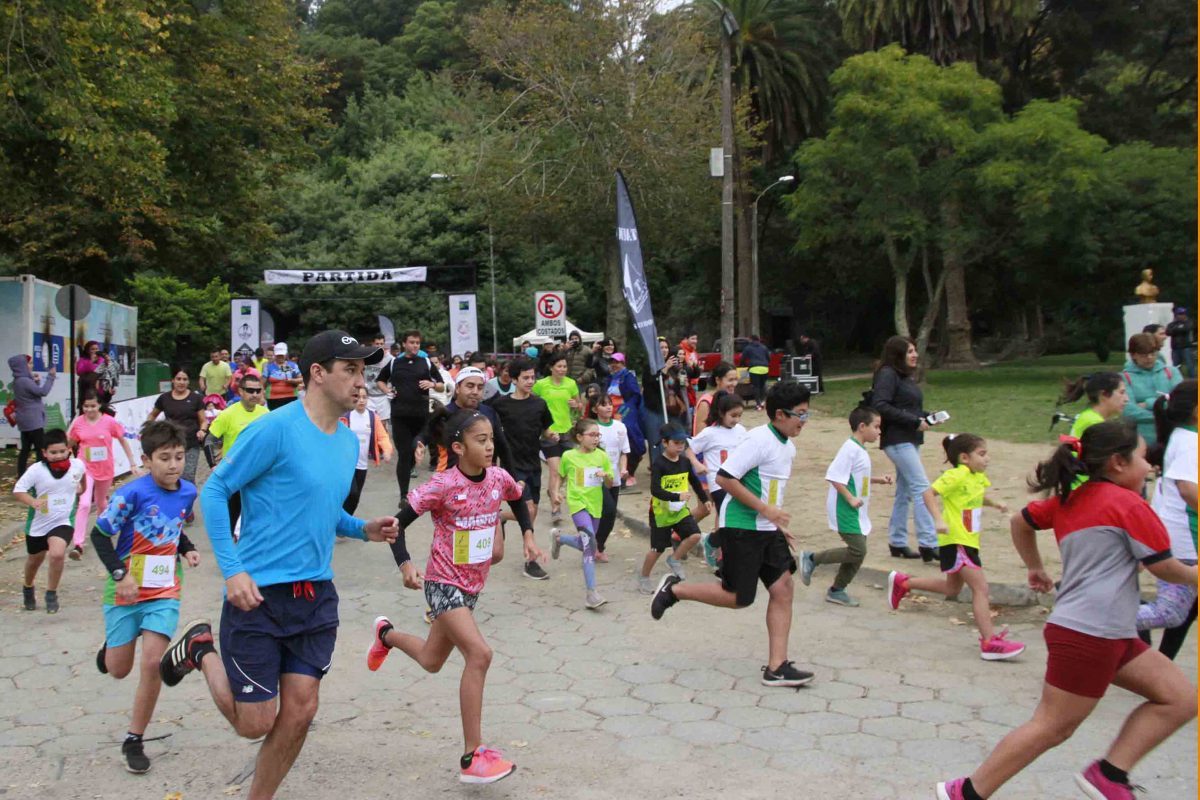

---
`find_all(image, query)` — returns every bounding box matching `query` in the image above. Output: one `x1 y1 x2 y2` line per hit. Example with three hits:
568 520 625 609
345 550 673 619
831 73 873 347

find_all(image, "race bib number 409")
453 529 494 565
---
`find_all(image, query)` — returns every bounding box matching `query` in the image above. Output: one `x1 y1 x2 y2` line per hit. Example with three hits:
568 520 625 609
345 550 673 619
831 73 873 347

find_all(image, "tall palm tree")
836 0 1036 366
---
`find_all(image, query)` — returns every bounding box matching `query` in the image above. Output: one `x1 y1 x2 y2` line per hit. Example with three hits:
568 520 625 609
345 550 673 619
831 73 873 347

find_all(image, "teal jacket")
1120 358 1183 444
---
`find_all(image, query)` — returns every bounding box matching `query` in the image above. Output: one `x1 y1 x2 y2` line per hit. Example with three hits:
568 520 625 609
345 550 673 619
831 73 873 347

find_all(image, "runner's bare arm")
1009 511 1052 592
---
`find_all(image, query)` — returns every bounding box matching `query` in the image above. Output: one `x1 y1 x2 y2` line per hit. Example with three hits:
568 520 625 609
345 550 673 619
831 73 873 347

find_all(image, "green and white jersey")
825 438 872 535
717 423 795 531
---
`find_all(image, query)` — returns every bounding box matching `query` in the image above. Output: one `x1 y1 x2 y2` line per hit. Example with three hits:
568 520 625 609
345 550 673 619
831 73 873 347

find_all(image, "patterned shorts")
424 580 479 621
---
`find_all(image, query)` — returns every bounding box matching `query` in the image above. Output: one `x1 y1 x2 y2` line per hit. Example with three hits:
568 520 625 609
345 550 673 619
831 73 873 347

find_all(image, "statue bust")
1135 268 1159 304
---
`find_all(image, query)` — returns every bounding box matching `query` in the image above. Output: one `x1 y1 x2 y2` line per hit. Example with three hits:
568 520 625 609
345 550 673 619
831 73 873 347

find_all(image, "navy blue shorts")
219 580 339 704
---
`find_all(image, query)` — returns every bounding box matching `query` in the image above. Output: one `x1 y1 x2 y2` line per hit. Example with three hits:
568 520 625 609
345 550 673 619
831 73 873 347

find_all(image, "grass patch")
810 352 1121 445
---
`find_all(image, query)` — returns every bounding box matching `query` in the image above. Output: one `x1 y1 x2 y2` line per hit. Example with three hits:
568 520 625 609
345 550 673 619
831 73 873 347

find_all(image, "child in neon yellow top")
553 418 613 609
886 434 1026 662
1059 372 1128 438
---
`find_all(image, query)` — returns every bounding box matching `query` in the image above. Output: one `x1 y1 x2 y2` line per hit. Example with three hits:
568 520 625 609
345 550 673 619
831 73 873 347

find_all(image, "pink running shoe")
887 570 910 611
1075 761 1136 799
366 615 392 672
935 778 966 800
460 746 516 784
980 628 1026 661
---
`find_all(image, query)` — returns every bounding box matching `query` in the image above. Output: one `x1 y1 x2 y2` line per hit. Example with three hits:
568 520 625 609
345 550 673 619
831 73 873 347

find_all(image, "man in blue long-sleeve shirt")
159 331 398 800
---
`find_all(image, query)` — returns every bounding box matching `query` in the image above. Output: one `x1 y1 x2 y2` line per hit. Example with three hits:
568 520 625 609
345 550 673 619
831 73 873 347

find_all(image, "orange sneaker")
460 746 516 784
366 615 392 672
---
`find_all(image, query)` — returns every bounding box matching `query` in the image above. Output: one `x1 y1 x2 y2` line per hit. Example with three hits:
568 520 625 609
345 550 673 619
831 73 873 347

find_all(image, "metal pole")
489 225 498 356
750 201 759 337
718 13 736 362
68 292 76 421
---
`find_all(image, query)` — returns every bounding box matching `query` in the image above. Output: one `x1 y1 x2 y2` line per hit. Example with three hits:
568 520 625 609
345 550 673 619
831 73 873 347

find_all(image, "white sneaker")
550 529 562 560
585 590 607 609
637 576 656 595
665 556 686 580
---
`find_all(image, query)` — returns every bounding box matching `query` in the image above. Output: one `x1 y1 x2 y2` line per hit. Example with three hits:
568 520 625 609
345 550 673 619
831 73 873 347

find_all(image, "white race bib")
131 554 175 589
87 446 108 463
583 467 606 488
453 528 495 565
48 494 72 514
668 499 686 513
962 508 982 533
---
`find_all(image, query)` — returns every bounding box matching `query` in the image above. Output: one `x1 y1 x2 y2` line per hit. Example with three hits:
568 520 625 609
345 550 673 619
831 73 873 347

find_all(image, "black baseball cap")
660 421 689 442
299 330 384 376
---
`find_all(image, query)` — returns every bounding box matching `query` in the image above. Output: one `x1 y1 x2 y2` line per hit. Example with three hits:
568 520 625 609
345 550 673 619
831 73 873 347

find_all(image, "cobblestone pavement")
0 467 1195 799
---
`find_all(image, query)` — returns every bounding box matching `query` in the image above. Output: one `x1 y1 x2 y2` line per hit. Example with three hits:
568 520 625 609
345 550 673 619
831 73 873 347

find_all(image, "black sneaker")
760 660 814 687
650 574 681 620
96 643 108 675
160 619 213 687
523 560 549 581
45 590 59 614
121 738 150 774
22 586 36 611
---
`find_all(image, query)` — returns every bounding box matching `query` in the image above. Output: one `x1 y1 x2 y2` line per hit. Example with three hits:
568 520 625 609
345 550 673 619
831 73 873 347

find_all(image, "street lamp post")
715 5 739 362
431 172 498 356
750 175 794 338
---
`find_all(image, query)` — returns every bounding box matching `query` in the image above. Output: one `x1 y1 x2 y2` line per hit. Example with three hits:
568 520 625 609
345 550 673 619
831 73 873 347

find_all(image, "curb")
615 508 1049 609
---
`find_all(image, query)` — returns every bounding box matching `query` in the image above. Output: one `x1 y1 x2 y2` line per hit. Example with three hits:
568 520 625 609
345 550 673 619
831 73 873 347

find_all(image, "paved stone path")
0 466 1195 799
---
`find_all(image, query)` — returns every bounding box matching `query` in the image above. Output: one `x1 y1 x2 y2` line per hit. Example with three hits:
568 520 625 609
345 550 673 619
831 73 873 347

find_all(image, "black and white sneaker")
523 560 549 581
96 643 108 675
45 590 59 614
22 586 36 611
761 660 814 687
122 738 150 773
160 619 214 687
650 575 681 620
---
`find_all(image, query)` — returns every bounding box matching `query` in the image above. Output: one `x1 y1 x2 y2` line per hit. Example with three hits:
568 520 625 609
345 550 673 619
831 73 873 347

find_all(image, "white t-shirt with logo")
1153 426 1197 560
825 438 873 535
688 423 747 490
347 409 372 470
597 419 630 477
14 458 86 537
717 423 795 531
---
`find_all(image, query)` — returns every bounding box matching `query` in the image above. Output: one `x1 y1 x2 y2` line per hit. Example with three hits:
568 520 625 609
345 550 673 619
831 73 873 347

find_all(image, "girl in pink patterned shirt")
366 411 544 785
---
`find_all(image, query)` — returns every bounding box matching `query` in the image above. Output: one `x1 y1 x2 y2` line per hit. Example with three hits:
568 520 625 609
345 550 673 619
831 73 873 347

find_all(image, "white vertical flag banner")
230 298 260 361
377 314 396 347
448 294 479 356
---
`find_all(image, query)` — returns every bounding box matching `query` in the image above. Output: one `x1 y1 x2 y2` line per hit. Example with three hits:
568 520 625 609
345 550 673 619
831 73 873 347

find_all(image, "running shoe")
650 574 681 620
887 570 910 611
665 555 686 580
637 576 656 595
69 544 83 561
551 506 563 525
367 615 392 672
825 588 859 607
980 629 1026 661
122 738 150 774
585 590 607 610
22 586 35 611
44 590 59 614
935 778 966 800
159 619 213 687
1075 761 1137 799
460 746 516 784
799 551 815 586
701 533 719 568
595 551 609 563
523 560 549 580
96 643 108 675
423 606 433 625
550 530 562 560
760 660 814 687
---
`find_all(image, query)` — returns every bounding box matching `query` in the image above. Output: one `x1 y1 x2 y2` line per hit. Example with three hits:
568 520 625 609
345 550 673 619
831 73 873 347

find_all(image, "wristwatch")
111 568 127 582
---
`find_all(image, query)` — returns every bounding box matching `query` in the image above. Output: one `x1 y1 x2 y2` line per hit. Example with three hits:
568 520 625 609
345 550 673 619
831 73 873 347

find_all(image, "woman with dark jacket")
8 354 56 476
870 336 936 562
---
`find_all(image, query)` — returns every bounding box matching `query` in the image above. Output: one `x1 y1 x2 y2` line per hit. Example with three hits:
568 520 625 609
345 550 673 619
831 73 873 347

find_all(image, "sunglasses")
780 409 810 422
241 387 263 394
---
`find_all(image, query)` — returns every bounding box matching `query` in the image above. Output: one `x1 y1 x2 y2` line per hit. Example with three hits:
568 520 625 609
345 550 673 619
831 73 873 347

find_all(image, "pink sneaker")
935 778 966 800
460 746 516 784
1075 761 1136 799
980 628 1026 661
366 615 392 672
887 571 910 610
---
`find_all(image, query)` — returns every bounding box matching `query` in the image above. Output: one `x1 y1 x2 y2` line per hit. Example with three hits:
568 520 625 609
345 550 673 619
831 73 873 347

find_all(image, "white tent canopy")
512 319 604 348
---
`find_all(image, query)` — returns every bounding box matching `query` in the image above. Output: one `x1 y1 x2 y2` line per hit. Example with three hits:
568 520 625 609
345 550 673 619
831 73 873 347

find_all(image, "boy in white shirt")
800 407 893 607
13 429 86 613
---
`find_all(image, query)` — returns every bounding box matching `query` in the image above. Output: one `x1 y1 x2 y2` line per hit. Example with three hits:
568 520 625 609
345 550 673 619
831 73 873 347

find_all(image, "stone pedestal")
1123 303 1174 348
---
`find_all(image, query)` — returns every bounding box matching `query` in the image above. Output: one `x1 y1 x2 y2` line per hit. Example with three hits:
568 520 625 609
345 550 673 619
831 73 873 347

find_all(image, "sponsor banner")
231 298 260 361
377 315 396 347
615 171 663 373
535 290 566 339
263 268 428 285
448 294 479 356
109 394 159 476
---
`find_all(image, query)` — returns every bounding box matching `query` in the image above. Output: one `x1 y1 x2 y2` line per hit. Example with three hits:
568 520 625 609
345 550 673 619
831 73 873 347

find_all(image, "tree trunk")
605 240 629 347
914 267 947 381
939 198 978 368
884 234 911 337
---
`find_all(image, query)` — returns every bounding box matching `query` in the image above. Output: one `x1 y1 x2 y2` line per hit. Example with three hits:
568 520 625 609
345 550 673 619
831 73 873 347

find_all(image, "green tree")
128 274 232 362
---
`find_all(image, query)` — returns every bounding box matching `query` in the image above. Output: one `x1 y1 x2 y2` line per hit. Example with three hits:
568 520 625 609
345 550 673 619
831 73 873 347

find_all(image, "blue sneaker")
825 588 859 607
701 533 719 569
799 551 815 586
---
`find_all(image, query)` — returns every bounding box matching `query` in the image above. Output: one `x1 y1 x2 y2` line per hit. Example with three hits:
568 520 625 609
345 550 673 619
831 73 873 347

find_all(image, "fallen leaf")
949 617 967 626
164 793 184 800
509 740 528 748
223 786 241 795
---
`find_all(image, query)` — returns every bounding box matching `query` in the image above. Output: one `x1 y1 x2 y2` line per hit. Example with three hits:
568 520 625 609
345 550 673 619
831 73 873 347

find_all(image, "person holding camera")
564 331 591 384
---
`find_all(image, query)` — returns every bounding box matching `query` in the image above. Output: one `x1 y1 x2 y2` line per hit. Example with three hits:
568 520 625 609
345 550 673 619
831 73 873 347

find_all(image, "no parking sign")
535 291 566 338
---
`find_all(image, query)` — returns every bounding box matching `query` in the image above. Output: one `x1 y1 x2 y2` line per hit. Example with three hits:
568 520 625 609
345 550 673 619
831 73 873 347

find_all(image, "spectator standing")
146 367 206 484
1143 324 1170 365
606 353 647 478
1166 306 1196 377
678 331 702 408
565 331 591 384
199 348 233 397
262 343 302 410
741 336 771 411
1121 332 1183 445
75 341 107 405
428 354 455 407
795 332 823 384
8 355 56 477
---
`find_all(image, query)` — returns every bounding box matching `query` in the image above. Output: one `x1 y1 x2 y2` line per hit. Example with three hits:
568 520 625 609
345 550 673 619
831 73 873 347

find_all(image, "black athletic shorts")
509 467 542 506
26 525 72 555
540 438 566 460
718 527 796 607
648 511 701 553
939 544 982 574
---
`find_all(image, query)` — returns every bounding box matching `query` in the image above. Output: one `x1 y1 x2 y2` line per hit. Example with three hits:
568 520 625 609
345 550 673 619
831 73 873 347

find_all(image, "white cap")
274 342 288 356
455 367 486 383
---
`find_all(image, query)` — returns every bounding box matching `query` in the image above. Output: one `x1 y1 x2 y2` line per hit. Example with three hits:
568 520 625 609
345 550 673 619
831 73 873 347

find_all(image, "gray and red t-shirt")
406 466 523 595
1023 480 1171 639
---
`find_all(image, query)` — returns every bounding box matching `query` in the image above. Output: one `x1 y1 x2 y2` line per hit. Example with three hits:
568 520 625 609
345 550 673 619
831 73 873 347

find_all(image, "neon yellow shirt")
559 447 612 518
1070 408 1105 438
931 465 991 549
209 402 269 455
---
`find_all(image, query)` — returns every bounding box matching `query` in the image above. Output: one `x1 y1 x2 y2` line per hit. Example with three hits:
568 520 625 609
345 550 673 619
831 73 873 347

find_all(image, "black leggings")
750 372 768 405
392 413 427 503
596 485 620 552
343 468 367 514
17 428 45 477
